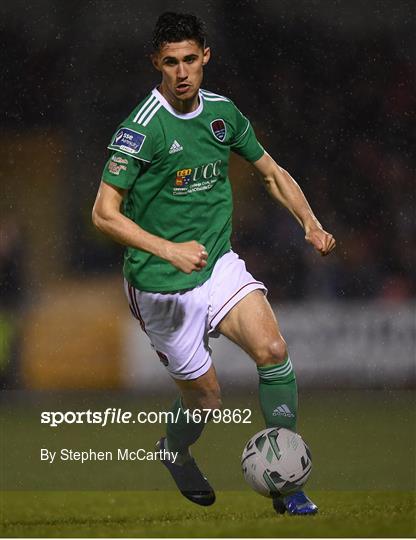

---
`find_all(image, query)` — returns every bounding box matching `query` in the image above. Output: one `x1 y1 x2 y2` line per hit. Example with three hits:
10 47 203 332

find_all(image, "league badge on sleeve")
111 127 146 155
210 119 227 142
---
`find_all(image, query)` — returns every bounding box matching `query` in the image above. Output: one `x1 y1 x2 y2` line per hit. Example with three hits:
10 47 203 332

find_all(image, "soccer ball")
241 427 312 497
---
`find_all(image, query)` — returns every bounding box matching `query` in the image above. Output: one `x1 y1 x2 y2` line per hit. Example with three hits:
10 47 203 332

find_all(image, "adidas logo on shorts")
169 140 183 154
272 404 295 417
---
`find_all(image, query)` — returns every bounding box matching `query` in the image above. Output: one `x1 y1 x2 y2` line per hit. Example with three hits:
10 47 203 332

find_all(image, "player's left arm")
253 152 336 256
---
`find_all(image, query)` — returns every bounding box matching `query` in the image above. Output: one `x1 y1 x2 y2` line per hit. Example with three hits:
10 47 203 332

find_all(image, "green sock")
257 356 298 431
166 396 205 458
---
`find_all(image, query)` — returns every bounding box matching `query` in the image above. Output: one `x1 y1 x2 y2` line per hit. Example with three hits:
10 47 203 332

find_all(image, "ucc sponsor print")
173 159 222 195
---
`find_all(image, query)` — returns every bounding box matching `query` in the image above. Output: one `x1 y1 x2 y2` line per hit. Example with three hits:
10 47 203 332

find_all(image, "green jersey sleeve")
101 151 142 189
230 105 265 162
103 116 156 189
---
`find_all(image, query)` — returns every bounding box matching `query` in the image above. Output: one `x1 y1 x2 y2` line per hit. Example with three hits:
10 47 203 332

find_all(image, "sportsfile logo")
40 407 252 427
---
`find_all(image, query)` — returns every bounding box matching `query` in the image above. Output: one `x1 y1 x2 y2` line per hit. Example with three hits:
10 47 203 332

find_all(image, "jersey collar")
152 87 204 119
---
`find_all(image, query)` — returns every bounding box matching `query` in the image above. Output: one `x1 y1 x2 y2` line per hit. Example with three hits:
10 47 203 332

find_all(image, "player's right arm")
92 181 207 274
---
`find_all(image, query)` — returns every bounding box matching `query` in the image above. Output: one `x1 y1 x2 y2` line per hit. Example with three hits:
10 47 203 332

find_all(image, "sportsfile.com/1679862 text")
40 408 253 427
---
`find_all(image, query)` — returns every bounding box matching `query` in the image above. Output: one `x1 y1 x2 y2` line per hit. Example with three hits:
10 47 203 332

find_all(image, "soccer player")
92 12 335 515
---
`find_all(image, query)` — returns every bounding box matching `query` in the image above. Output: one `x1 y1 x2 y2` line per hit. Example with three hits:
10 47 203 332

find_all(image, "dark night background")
1 7 415 536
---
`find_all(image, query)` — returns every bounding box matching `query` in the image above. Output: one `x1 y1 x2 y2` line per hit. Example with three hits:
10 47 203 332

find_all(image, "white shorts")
124 250 266 381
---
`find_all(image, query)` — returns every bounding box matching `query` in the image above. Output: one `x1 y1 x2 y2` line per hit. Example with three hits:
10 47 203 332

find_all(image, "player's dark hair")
152 12 206 51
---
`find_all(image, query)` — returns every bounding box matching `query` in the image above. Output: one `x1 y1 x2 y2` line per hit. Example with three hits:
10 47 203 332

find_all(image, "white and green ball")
241 427 312 497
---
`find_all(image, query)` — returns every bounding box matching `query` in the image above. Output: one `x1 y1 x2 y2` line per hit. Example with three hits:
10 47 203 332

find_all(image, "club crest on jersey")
210 119 227 142
111 127 146 155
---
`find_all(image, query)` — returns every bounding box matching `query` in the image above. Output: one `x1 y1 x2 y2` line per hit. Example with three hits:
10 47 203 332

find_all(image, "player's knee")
254 338 288 367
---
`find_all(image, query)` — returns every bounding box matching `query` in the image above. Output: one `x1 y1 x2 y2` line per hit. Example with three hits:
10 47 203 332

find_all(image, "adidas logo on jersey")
169 140 183 154
272 404 295 417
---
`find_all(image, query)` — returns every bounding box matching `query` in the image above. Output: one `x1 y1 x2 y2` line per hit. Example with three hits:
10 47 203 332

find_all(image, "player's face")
152 40 210 105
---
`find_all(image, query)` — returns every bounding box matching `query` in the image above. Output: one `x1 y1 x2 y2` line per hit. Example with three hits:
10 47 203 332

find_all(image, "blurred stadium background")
1 5 415 537
1 0 414 393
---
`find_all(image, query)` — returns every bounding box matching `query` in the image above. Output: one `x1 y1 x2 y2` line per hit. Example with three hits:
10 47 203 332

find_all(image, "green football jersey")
101 87 264 292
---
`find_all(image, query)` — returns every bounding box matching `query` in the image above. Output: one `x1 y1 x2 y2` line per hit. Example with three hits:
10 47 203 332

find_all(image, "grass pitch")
1 390 415 537
1 490 415 537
